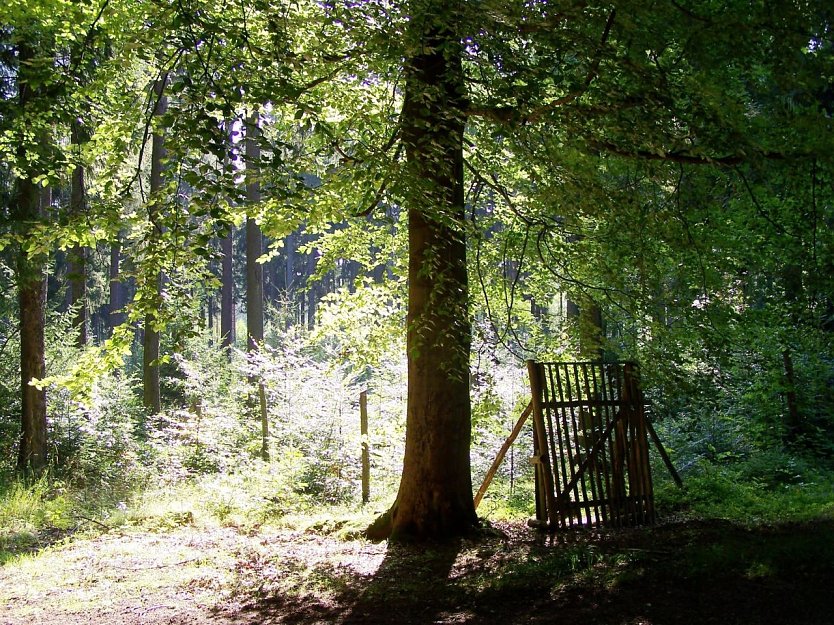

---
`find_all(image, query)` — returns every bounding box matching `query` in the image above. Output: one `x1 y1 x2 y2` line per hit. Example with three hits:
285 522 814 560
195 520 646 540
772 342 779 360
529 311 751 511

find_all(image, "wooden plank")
474 402 532 510
645 418 684 488
360 390 370 505
552 365 573 528
527 360 560 528
541 399 628 410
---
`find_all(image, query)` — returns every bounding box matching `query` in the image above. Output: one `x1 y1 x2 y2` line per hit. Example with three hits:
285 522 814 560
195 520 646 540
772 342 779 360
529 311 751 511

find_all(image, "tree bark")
220 228 235 350
367 11 478 541
782 348 802 445
246 113 268 461
245 115 264 351
68 118 88 347
14 40 48 474
16 185 49 474
109 237 125 330
143 76 166 415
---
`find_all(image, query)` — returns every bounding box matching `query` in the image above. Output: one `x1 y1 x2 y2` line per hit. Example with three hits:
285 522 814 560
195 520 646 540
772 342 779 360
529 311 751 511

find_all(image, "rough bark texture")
245 115 268 460
143 78 166 415
367 11 478 542
69 119 88 347
15 40 48 474
16 185 48 473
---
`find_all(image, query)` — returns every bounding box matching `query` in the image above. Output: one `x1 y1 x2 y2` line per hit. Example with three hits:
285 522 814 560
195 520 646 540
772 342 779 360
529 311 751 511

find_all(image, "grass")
654 460 834 525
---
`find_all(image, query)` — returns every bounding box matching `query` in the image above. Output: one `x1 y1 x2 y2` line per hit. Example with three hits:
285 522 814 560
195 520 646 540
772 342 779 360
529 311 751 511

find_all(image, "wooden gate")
527 360 654 529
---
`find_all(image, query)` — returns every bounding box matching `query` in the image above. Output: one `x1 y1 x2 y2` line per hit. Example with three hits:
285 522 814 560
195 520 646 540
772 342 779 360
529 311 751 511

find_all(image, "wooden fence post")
360 390 370 504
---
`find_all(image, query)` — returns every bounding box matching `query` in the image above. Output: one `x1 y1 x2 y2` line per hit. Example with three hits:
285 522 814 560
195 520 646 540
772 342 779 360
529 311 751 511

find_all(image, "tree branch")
590 139 746 165
468 10 616 124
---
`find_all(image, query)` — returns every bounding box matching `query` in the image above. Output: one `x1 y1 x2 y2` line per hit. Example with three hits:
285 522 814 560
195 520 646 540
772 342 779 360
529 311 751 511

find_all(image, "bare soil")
2 517 833 625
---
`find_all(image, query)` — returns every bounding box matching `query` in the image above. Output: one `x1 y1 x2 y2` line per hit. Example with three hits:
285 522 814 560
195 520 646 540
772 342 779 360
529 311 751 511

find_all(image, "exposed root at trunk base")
365 508 394 542
364 502 481 543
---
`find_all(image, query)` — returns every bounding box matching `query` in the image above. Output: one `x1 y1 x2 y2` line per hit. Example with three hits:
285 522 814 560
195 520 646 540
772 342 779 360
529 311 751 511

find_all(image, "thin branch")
590 139 746 165
70 0 112 74
734 166 792 237
355 144 403 217
468 9 616 124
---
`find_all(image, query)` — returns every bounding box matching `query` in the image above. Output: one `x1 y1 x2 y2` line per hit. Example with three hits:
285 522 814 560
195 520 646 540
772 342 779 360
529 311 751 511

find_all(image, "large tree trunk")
367 13 478 541
15 40 48 474
143 76 166 415
17 185 49 474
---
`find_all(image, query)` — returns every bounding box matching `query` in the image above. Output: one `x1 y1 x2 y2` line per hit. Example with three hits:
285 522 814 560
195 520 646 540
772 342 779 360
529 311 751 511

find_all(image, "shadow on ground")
225 518 834 625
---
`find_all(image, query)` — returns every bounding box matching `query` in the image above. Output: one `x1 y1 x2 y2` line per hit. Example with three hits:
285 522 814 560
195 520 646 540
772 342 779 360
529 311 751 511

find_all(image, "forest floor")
1 515 833 625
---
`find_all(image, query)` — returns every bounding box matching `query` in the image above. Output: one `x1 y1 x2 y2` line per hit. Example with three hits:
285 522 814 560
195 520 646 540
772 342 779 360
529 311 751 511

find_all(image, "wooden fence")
527 360 655 529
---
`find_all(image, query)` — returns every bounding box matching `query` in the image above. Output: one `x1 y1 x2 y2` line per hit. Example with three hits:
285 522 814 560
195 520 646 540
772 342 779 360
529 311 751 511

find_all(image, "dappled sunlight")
1 519 833 624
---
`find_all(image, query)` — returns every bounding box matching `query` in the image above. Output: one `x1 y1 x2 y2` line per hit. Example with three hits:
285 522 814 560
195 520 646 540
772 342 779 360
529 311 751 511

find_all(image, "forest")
1 0 833 623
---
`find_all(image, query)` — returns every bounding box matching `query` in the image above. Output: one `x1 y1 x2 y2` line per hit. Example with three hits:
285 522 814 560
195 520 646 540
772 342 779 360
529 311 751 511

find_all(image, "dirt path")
2 519 833 625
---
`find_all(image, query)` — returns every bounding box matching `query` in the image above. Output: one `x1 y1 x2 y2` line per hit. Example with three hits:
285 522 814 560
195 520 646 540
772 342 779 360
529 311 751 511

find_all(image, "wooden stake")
474 402 532 509
360 390 370 504
527 360 559 529
259 382 269 461
645 418 684 488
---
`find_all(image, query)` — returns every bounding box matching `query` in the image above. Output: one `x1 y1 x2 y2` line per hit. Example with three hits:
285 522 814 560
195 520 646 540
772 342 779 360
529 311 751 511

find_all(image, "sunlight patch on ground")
0 526 247 621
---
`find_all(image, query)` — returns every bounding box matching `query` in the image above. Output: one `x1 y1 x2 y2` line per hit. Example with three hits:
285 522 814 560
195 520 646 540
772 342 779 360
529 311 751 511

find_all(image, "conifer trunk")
245 114 268 461
143 76 166 415
109 238 125 330
69 119 88 347
245 115 264 351
15 40 48 473
220 229 235 350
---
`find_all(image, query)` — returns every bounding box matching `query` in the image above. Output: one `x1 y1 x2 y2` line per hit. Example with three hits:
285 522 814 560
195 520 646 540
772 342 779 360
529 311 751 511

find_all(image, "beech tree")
144 0 831 541
17 0 822 540
356 0 832 540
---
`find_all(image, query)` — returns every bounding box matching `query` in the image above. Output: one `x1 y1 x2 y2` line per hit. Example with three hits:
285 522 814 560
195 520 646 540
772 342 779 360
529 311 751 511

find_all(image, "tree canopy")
0 0 831 539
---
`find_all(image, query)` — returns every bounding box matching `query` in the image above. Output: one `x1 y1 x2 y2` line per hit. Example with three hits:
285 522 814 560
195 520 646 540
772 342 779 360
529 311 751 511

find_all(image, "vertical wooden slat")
553 364 573 528
532 425 546 524
527 360 559 529
543 365 565 527
627 363 654 524
596 363 618 526
581 362 602 525
559 364 579 527
620 363 639 524
571 363 593 525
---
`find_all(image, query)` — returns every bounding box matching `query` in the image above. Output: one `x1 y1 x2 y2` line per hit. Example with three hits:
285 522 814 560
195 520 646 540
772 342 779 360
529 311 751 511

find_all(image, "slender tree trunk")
246 113 268 461
68 119 88 347
220 228 235 350
782 348 802 445
245 116 265 351
781 264 804 445
143 76 166 415
367 12 478 541
109 237 125 330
